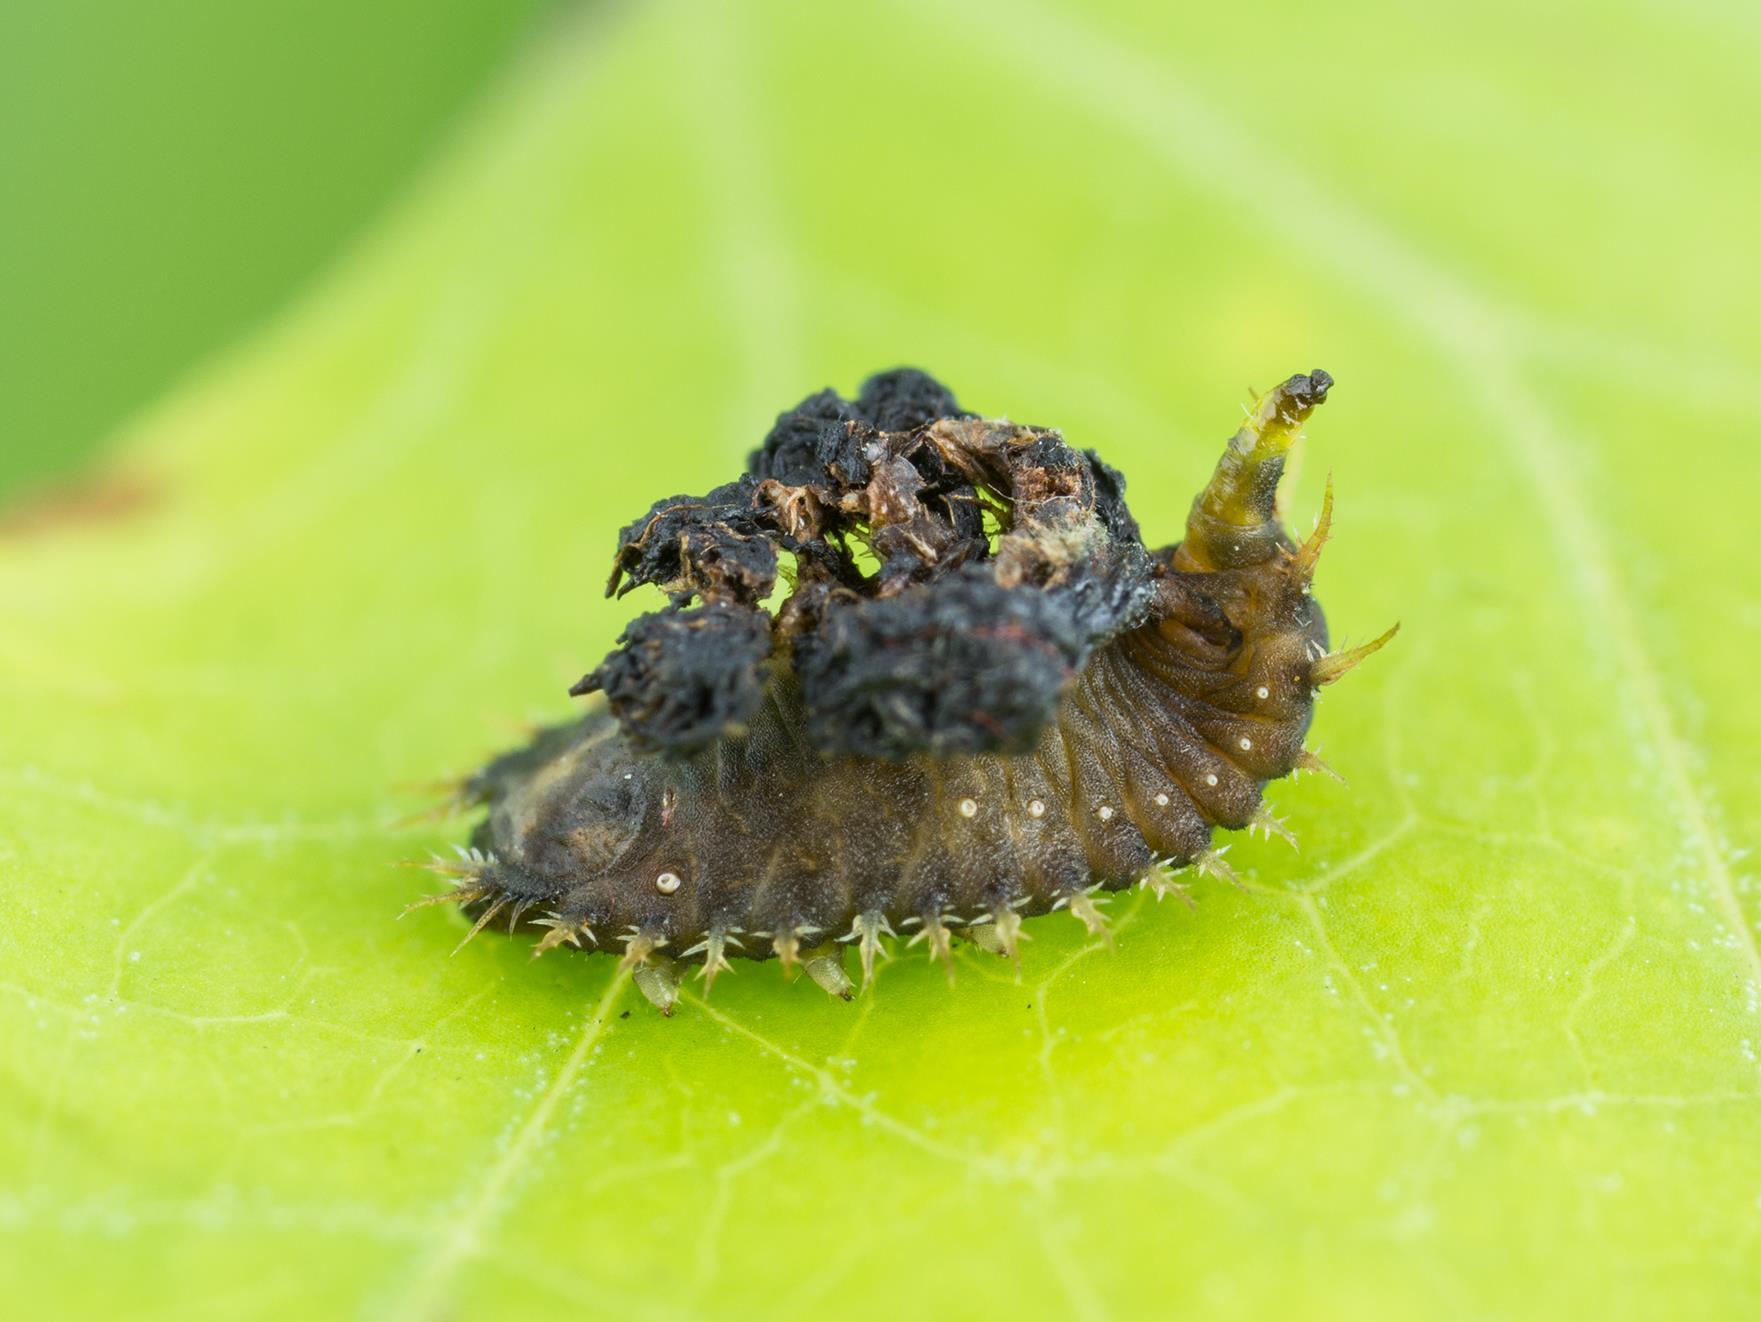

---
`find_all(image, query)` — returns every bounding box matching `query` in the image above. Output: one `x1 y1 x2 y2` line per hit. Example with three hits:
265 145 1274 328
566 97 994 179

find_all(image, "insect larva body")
410 368 1394 1013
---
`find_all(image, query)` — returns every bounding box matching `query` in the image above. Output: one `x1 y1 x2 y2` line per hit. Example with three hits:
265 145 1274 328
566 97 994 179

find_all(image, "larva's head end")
1285 368 1333 412
1178 367 1335 572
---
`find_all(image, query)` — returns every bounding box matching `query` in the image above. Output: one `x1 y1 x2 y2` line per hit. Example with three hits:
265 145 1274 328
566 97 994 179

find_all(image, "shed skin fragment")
420 369 1395 1003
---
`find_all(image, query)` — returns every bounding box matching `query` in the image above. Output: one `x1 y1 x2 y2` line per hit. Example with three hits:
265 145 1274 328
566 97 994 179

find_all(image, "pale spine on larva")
407 369 1395 1014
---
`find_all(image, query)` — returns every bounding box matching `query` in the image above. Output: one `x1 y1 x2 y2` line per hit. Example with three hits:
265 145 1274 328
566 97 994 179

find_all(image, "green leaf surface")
4 2 1759 1317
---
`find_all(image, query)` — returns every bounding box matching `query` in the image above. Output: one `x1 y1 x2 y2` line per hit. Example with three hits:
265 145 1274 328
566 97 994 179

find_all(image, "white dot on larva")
1205 773 1220 787
1239 736 1254 751
1256 685 1271 700
1154 792 1170 807
1027 799 1047 818
958 797 978 818
655 871 682 895
1097 805 1115 822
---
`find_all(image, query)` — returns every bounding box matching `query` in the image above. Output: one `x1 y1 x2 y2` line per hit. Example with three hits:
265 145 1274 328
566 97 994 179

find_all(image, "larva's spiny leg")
531 914 586 958
1248 805 1299 850
396 844 491 882
452 897 509 954
1139 865 1196 907
850 911 892 993
618 928 666 973
1291 748 1345 785
771 928 804 977
1065 886 1114 948
906 912 956 982
399 871 494 916
681 929 738 996
1193 847 1241 889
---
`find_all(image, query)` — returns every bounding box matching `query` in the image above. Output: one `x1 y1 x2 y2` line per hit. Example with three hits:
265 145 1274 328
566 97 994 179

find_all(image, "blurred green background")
3 2 1759 1320
0 0 556 495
